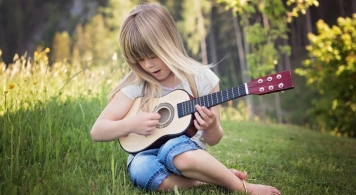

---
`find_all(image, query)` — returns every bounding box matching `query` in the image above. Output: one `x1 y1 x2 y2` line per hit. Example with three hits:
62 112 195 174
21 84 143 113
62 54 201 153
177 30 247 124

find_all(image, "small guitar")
119 70 294 154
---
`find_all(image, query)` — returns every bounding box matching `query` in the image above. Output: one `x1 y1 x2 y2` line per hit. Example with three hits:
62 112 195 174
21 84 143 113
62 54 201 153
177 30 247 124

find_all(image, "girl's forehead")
127 37 155 61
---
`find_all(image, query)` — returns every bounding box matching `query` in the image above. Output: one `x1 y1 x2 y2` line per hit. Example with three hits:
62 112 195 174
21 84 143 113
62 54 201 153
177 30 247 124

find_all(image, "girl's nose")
145 59 154 68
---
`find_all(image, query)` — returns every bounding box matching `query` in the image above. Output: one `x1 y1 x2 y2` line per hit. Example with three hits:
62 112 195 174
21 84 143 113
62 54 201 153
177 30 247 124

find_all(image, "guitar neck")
177 84 248 118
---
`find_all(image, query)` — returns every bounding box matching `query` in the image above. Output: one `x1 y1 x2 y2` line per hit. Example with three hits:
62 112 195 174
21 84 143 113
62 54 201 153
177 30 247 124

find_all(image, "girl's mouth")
152 70 161 76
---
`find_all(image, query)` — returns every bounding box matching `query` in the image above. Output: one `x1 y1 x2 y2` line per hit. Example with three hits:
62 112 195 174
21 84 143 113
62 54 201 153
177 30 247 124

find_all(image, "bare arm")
90 90 160 141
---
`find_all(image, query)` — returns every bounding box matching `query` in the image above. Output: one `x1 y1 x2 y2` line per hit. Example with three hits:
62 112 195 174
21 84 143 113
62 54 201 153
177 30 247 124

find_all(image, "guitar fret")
210 94 213 106
206 95 210 107
217 92 219 104
218 91 220 104
189 100 193 114
186 101 189 115
214 93 216 105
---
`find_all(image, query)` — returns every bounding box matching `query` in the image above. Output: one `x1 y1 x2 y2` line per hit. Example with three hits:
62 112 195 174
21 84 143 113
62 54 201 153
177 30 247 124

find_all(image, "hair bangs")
121 20 156 64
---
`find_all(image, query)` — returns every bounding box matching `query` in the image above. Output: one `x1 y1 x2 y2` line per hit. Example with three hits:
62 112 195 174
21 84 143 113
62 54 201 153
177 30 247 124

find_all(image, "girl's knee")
157 136 199 171
129 154 169 191
173 150 199 171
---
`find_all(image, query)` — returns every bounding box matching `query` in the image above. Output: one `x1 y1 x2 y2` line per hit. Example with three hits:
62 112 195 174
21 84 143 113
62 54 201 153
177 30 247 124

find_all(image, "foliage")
286 0 319 21
217 0 318 78
68 0 142 66
296 15 356 137
71 14 115 65
51 32 71 62
177 0 211 58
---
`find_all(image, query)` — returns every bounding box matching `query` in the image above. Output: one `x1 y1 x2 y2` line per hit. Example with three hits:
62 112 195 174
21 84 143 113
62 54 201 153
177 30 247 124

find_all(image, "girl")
90 3 281 195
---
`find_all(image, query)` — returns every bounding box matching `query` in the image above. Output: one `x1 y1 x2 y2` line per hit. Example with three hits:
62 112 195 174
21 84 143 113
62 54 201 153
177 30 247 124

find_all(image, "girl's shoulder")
194 67 220 96
120 83 144 100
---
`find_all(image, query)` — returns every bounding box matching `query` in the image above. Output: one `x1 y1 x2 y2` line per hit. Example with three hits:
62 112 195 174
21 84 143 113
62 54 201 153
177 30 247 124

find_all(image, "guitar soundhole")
154 103 174 129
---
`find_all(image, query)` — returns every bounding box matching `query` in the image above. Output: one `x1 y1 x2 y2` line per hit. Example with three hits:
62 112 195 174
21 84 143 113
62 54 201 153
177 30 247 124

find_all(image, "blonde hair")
109 3 209 111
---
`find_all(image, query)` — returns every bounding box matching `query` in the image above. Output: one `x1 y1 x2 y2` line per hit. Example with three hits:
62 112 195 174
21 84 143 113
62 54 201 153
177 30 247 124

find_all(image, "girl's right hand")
129 112 161 136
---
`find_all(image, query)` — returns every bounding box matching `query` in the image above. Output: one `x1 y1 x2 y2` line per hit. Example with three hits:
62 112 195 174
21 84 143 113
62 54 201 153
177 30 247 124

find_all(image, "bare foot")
245 182 281 195
230 169 248 180
194 169 247 187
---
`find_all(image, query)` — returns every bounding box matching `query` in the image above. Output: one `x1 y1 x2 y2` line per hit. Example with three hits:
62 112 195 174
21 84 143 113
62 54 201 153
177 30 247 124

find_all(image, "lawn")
1 97 355 195
1 57 355 195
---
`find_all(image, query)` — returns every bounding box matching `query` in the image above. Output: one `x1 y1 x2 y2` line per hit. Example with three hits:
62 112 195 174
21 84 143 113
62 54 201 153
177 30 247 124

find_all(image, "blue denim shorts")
127 135 201 191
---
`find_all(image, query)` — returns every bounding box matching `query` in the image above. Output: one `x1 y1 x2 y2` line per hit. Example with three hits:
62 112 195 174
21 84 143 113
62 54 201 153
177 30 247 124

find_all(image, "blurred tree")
296 15 356 137
71 0 138 66
0 0 105 65
51 32 71 62
178 0 212 64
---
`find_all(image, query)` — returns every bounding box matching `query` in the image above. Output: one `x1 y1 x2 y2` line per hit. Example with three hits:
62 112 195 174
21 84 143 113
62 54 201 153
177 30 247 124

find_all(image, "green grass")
1 56 355 195
1 97 355 194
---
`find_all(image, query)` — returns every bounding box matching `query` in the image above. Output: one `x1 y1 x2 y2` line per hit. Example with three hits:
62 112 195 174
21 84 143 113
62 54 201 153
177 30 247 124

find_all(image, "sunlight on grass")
1 51 356 194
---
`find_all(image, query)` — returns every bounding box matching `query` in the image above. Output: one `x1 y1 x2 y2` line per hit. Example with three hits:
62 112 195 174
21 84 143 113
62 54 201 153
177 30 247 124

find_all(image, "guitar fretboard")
177 84 247 118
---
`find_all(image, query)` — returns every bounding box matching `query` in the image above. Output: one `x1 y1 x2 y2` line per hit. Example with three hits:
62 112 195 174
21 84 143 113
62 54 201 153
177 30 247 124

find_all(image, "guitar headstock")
247 70 294 95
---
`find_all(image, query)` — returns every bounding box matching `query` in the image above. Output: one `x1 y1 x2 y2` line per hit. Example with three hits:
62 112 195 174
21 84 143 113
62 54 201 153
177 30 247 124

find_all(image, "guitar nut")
269 85 274 90
278 83 284 88
258 79 263 83
259 87 264 92
277 74 282 79
267 77 272 81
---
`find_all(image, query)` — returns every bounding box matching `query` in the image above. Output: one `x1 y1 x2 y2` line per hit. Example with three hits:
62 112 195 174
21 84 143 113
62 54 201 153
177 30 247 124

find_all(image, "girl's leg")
157 169 248 192
128 149 170 191
157 174 201 192
173 149 281 195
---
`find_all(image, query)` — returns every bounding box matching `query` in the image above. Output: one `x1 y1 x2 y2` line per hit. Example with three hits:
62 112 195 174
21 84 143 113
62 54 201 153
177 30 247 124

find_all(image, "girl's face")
138 57 176 86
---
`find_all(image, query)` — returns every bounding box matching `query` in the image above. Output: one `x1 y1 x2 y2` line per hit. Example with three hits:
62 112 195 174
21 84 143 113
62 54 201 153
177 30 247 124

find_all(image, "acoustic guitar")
119 70 294 154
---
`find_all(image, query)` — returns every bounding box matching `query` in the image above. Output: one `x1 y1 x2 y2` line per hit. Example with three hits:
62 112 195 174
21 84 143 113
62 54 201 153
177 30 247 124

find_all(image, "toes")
271 187 281 195
230 169 248 180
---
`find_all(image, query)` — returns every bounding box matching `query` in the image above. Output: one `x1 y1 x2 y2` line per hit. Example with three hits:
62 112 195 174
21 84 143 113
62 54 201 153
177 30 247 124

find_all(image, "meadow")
1 53 355 195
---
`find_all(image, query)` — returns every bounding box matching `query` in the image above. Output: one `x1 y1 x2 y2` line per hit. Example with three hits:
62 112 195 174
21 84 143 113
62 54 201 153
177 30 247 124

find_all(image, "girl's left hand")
193 105 218 131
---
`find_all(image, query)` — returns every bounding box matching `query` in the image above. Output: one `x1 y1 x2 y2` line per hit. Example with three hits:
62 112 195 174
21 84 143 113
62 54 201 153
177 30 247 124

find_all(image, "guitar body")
118 89 197 154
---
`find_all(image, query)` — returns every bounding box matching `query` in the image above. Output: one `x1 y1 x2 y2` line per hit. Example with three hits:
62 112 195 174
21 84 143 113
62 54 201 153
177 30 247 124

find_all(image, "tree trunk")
208 6 220 76
283 38 292 70
197 0 208 65
352 0 356 14
339 0 345 17
232 12 253 120
306 8 313 43
290 20 298 57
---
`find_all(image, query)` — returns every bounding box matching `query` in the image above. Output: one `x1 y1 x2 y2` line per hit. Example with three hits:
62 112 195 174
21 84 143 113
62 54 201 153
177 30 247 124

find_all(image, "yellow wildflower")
45 48 50 53
8 84 15 89
4 89 8 94
33 81 38 85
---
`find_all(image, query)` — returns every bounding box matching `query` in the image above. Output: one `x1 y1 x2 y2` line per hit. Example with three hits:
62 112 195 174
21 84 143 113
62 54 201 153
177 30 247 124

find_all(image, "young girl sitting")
90 3 281 195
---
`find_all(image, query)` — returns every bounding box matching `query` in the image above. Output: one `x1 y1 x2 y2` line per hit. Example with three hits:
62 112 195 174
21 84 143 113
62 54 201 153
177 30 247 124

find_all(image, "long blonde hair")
109 3 209 111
